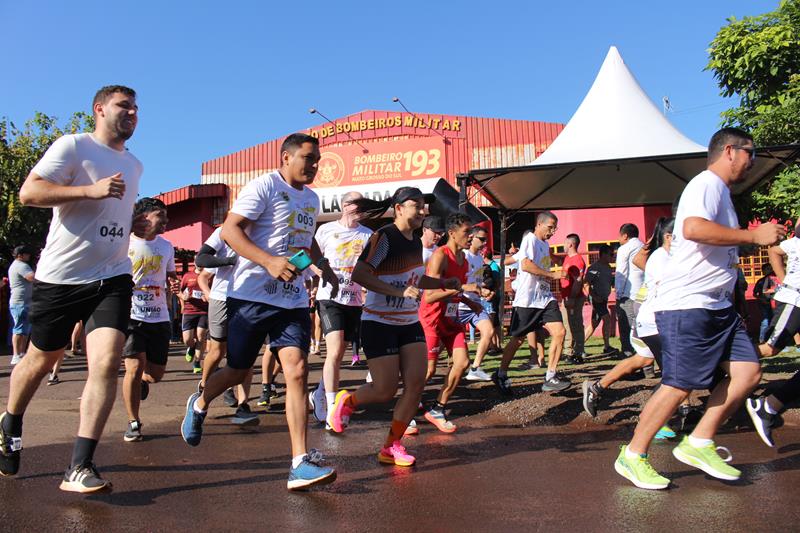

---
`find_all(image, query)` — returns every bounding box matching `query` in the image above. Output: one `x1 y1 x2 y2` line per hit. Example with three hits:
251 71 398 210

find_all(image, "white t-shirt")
226 171 320 309
773 236 800 307
512 232 555 309
459 249 486 310
423 244 437 265
201 228 237 302
129 235 175 323
314 220 372 306
656 171 740 311
32 133 143 284
635 247 669 337
615 237 644 299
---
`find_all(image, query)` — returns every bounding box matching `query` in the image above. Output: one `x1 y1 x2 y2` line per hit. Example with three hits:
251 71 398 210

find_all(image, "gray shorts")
208 298 228 341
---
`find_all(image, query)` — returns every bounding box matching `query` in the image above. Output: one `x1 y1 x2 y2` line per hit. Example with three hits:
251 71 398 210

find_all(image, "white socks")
192 398 206 414
688 435 713 448
764 399 779 415
545 370 555 380
625 446 642 459
326 392 336 414
292 454 306 468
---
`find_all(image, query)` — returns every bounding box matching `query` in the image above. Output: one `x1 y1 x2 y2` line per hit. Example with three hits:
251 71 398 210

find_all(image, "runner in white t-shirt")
615 224 645 356
746 224 800 446
0 86 146 493
195 228 258 426
492 211 570 395
615 128 786 491
308 192 373 428
583 217 674 419
180 134 339 491
121 198 180 443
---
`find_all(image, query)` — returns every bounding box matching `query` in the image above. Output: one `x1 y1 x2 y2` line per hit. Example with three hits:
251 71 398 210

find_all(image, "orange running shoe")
424 409 457 433
378 441 415 467
404 419 419 436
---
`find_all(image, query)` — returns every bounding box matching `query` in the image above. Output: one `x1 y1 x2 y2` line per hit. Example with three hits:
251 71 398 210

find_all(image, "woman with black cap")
328 186 460 467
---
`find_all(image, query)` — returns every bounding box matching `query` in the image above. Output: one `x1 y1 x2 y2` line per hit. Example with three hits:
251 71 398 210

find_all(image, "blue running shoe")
181 392 206 447
309 382 327 423
654 425 677 440
287 449 336 491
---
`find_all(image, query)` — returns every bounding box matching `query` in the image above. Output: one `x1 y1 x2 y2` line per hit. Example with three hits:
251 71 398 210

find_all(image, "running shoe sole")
59 479 112 494
542 380 571 392
287 470 337 491
231 416 260 427
328 390 350 433
123 433 143 442
671 446 740 481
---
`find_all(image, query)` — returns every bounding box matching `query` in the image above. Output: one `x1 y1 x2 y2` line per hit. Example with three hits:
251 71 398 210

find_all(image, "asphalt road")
1 347 799 532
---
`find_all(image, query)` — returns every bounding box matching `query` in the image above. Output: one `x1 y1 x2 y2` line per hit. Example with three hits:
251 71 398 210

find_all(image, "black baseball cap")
422 216 445 233
392 186 436 207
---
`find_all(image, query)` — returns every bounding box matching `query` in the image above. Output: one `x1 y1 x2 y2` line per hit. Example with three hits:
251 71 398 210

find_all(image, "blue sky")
2 0 765 197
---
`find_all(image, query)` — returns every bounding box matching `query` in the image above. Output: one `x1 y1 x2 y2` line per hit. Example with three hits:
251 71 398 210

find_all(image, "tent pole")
499 209 508 327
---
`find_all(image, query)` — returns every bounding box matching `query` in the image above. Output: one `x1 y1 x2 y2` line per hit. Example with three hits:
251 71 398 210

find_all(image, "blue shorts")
655 307 758 390
9 304 31 336
225 297 311 370
457 306 491 328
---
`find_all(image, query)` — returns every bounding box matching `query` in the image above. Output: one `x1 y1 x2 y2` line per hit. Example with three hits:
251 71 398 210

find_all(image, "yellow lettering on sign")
404 115 414 127
377 118 385 128
452 120 461 131
367 119 375 129
442 120 450 130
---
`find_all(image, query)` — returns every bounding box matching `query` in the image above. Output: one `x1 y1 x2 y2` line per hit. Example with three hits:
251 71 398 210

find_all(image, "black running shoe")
124 420 143 442
59 462 111 493
565 354 585 365
582 380 601 417
0 413 22 476
746 397 775 447
223 388 238 408
542 372 571 392
256 387 271 408
491 372 514 397
141 381 150 401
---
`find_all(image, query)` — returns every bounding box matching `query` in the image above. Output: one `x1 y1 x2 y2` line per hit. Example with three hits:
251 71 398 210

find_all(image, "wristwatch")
315 257 330 269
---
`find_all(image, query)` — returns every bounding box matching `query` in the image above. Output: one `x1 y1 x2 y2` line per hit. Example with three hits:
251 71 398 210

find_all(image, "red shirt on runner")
419 246 468 334
180 271 208 315
560 254 586 299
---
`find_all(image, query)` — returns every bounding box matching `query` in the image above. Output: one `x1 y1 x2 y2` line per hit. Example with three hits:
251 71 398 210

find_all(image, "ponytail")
349 196 393 221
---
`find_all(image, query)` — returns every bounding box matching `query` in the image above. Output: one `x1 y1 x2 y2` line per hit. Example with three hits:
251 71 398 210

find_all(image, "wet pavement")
2 347 800 532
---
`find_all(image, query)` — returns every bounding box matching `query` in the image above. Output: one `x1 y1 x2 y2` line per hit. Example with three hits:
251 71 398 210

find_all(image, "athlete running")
1 85 144 492
308 192 372 428
421 213 486 433
459 225 496 382
180 133 339 491
328 187 460 467
180 265 209 374
122 197 180 442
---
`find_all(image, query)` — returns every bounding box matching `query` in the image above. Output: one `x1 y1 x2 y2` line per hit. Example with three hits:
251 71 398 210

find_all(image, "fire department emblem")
316 151 345 187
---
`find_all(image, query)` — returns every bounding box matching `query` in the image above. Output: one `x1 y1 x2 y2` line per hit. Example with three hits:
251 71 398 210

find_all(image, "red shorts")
423 326 467 361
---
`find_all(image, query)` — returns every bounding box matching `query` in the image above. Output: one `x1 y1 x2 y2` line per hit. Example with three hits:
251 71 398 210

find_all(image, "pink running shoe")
328 390 354 433
378 441 415 467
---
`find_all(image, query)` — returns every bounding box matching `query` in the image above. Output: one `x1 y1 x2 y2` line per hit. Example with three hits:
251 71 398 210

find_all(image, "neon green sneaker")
614 445 670 490
672 436 740 480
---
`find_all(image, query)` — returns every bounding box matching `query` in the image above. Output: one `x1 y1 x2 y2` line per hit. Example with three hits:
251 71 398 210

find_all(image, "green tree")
707 0 800 224
0 112 94 268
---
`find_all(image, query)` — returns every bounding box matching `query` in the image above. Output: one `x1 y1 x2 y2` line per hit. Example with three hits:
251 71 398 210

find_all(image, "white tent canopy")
465 46 799 212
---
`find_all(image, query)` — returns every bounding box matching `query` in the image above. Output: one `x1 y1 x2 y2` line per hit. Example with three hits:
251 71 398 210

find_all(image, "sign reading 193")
404 149 441 177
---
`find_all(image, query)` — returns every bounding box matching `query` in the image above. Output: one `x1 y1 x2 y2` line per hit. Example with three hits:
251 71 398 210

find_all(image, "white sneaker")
365 371 372 383
466 366 491 381
10 354 23 365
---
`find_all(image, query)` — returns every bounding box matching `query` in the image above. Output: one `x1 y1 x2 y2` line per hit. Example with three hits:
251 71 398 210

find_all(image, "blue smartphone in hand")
288 250 313 271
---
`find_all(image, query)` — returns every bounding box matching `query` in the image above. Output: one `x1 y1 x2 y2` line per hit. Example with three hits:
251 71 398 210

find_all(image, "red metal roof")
155 184 227 206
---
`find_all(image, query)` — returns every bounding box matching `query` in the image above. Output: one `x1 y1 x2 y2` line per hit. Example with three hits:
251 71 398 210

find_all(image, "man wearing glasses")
615 128 785 490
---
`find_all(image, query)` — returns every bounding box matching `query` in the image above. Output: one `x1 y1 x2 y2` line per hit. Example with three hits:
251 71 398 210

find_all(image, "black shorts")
640 333 663 369
591 299 610 322
123 320 171 366
508 301 562 338
318 300 362 341
30 274 133 352
765 302 800 351
181 313 208 331
360 320 426 359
